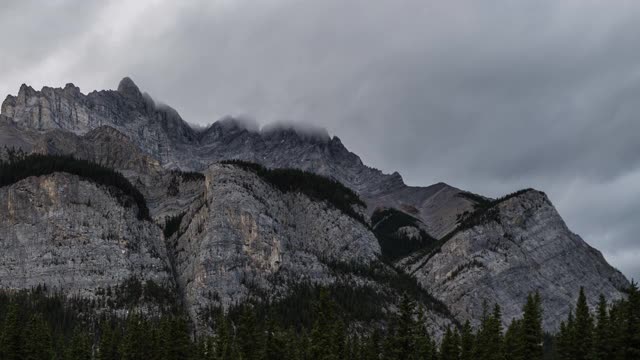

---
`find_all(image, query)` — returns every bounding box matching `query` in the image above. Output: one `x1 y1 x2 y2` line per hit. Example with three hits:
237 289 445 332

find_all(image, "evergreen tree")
459 320 474 360
310 289 342 360
23 314 54 360
521 292 543 359
237 305 263 360
574 287 594 360
622 281 640 360
440 326 460 360
65 326 91 360
475 303 504 360
97 319 119 360
503 319 522 360
387 293 417 360
413 306 433 360
0 301 23 360
592 294 611 360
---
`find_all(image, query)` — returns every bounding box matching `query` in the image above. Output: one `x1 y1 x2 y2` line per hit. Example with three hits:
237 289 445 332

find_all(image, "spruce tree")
459 320 475 360
65 326 91 360
592 294 611 360
440 326 460 360
237 305 263 360
574 287 594 360
503 319 522 360
623 281 640 360
521 292 543 359
23 314 53 360
413 306 433 360
310 289 341 360
0 301 23 360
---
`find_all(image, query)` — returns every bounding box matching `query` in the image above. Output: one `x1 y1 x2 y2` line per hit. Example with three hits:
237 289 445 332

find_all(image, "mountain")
0 78 629 333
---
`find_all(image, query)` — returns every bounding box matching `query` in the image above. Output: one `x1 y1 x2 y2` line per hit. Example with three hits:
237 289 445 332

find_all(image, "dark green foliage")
371 207 437 260
2 284 638 360
221 160 366 224
0 154 150 220
408 188 541 270
170 169 205 182
164 212 186 238
112 277 178 312
326 260 457 322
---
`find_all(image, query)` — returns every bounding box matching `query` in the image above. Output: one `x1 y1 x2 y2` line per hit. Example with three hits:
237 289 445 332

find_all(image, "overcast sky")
1 0 639 280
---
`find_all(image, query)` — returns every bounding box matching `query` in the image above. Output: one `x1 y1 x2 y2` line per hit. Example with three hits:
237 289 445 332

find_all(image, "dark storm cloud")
1 0 640 279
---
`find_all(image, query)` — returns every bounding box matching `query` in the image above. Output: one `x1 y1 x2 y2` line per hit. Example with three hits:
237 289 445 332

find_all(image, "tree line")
0 152 150 220
221 160 366 224
1 282 639 359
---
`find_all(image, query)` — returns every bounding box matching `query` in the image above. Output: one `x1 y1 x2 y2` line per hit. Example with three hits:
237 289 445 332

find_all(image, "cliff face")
400 190 629 330
0 173 173 299
1 79 473 235
0 78 630 334
171 164 378 320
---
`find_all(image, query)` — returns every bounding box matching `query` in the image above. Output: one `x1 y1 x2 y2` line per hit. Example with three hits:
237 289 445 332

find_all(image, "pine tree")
65 326 91 360
310 289 341 360
503 319 522 360
0 301 23 360
574 287 594 360
413 306 433 360
386 293 416 360
475 303 504 360
97 319 119 360
556 309 576 360
440 327 460 360
592 294 611 360
23 314 54 360
237 305 263 360
521 292 543 359
459 320 474 360
623 281 640 360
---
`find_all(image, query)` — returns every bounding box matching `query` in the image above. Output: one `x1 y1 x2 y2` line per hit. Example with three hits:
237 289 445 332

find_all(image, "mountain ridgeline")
0 78 631 358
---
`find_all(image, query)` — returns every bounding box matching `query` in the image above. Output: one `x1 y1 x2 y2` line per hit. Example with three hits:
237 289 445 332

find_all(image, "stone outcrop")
0 78 630 334
400 190 629 330
0 173 173 299
1 79 474 235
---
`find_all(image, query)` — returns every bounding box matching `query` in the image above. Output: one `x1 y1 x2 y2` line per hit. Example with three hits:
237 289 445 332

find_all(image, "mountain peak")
117 77 142 99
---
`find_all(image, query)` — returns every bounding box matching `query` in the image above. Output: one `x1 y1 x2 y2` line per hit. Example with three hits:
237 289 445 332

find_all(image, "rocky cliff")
0 78 630 334
1 78 474 235
400 190 628 330
0 172 173 301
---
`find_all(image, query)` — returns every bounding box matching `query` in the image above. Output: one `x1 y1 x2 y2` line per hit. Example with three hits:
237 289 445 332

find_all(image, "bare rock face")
170 164 378 318
1 79 473 236
0 173 173 299
400 190 629 331
0 78 630 335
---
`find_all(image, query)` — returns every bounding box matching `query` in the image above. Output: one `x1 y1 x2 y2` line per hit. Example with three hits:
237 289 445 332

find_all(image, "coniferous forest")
1 283 639 360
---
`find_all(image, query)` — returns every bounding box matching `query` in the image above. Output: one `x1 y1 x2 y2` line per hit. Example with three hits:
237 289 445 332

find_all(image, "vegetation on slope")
2 282 634 359
371 208 438 261
408 188 540 268
0 153 150 220
222 160 366 224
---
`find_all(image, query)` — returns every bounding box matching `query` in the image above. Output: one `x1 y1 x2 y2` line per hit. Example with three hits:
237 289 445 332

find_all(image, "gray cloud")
1 0 640 279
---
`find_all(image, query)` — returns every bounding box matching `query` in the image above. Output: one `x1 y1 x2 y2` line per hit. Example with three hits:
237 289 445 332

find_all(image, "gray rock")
401 190 629 331
0 173 173 300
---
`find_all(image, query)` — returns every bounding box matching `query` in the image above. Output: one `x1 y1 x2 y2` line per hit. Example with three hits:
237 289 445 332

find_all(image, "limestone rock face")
0 78 630 334
401 190 629 331
1 79 473 235
0 173 173 298
170 164 379 318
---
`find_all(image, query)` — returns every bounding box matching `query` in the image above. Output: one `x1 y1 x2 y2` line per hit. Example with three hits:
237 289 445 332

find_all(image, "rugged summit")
0 78 629 334
400 190 628 330
1 79 474 235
